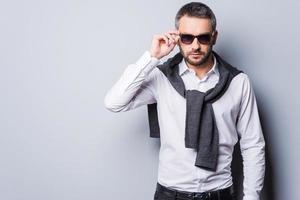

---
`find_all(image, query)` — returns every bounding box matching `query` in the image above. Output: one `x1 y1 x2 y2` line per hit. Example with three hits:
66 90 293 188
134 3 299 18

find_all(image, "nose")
191 37 201 51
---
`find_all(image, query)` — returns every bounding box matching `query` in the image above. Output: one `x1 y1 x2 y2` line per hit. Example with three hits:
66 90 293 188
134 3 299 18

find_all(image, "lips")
190 54 202 57
190 52 204 56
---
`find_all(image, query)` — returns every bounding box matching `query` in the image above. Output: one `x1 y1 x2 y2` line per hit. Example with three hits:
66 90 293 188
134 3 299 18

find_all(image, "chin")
188 58 205 66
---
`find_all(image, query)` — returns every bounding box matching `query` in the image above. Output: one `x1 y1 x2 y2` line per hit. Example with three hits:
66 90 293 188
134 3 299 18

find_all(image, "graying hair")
175 2 217 31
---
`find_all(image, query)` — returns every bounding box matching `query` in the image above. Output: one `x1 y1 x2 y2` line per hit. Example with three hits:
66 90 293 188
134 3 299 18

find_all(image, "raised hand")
149 30 180 59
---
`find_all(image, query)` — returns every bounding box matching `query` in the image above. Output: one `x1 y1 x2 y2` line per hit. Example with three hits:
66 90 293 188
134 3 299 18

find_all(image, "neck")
186 54 214 79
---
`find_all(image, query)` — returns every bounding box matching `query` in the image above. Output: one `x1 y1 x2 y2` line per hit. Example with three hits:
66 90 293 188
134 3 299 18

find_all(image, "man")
104 2 265 200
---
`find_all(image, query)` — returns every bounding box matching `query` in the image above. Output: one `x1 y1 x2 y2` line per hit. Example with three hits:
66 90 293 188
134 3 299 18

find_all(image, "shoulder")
232 72 252 87
231 73 256 102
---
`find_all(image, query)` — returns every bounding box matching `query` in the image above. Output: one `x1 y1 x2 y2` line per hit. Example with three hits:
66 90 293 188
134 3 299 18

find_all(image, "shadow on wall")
231 98 276 200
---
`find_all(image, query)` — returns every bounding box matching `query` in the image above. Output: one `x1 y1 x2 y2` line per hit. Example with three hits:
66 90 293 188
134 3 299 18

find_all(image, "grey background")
0 0 299 200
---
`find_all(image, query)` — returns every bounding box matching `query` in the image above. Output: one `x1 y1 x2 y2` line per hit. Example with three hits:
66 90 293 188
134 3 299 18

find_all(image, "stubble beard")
179 45 213 68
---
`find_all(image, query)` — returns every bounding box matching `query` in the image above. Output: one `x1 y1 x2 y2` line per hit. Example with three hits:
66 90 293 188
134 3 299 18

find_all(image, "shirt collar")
178 54 219 77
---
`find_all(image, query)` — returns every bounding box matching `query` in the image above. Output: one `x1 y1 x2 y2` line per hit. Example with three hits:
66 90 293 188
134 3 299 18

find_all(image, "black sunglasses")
179 33 213 45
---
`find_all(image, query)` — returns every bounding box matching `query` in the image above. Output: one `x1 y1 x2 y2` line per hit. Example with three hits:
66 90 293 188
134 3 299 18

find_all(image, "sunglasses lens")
180 33 212 45
180 34 194 44
197 34 212 44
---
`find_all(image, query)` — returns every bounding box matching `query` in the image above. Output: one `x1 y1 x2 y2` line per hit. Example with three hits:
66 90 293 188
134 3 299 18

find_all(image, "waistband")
155 182 234 200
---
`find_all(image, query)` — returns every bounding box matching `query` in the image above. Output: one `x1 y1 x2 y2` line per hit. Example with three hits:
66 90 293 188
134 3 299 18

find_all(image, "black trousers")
153 183 236 200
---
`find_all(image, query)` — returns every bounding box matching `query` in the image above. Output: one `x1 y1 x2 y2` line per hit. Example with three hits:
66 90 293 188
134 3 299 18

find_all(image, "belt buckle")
193 192 210 200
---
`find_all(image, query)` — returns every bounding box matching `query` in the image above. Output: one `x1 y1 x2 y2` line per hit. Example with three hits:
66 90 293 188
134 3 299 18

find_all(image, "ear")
212 30 218 45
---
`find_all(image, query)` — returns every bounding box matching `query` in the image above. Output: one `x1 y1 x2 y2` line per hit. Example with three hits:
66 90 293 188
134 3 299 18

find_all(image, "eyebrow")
180 32 212 36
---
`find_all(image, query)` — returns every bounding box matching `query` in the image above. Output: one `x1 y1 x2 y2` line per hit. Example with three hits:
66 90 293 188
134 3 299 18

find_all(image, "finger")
169 40 178 50
158 34 170 45
174 35 180 43
168 31 180 40
170 34 179 44
168 30 180 35
165 33 176 44
164 33 175 46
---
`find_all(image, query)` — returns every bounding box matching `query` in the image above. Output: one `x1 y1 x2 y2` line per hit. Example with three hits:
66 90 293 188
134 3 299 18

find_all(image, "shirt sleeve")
236 74 266 200
104 51 160 112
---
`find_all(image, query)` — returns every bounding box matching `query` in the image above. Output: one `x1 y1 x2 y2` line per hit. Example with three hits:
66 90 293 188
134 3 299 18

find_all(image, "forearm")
241 140 265 200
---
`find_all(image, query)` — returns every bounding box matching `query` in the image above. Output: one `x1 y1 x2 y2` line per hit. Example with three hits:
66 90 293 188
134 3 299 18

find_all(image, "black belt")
155 182 234 200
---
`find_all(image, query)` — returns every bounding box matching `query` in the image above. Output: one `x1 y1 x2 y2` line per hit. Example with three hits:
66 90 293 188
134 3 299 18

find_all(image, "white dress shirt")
104 51 265 200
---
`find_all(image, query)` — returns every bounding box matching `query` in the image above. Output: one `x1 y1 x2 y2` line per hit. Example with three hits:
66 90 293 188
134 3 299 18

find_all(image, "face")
177 16 218 68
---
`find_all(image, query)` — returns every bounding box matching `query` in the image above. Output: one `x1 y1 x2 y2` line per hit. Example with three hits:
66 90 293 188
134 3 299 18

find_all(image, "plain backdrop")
1 0 300 200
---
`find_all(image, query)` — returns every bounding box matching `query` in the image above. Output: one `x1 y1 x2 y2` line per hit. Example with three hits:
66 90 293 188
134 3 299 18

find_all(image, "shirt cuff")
135 51 160 75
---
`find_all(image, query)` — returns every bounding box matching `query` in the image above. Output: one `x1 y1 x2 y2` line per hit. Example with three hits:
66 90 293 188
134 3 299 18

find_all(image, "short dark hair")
175 2 217 31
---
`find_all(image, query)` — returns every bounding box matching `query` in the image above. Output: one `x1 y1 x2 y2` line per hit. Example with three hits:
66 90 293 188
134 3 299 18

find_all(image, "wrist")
149 50 161 60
